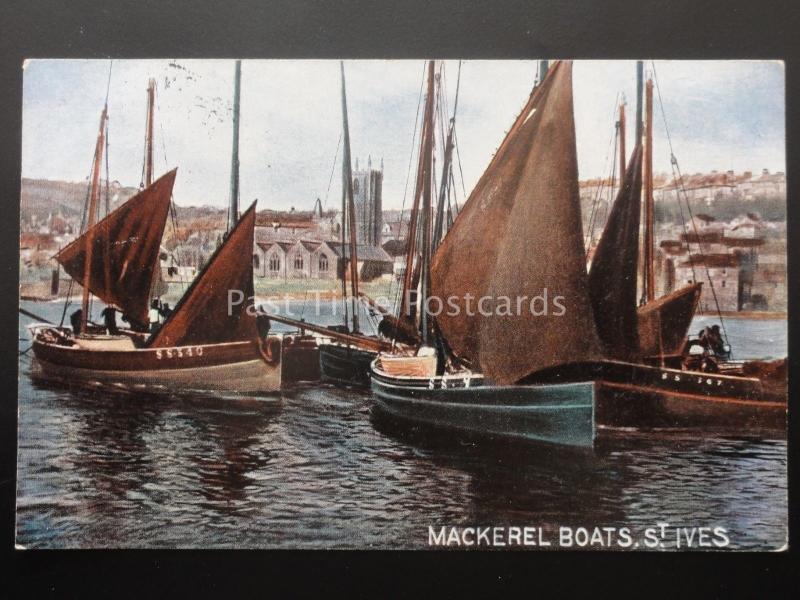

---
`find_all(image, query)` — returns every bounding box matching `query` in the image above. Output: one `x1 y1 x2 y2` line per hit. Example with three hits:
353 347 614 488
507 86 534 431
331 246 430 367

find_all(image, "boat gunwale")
32 327 285 355
371 357 486 384
604 359 763 385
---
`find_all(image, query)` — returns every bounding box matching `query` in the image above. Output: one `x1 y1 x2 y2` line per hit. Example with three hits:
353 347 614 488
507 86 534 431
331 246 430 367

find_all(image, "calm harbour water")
16 300 787 549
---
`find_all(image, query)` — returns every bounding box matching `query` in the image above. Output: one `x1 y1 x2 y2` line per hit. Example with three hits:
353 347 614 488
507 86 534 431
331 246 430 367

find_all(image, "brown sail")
637 282 702 357
587 145 643 360
430 60 602 384
55 168 177 329
149 201 258 348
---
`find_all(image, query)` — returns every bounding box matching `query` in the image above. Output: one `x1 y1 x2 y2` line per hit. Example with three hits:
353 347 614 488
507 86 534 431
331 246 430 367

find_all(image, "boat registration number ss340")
155 346 204 359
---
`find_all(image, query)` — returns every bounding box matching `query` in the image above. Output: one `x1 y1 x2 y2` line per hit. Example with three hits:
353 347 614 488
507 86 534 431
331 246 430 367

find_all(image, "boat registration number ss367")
155 346 204 359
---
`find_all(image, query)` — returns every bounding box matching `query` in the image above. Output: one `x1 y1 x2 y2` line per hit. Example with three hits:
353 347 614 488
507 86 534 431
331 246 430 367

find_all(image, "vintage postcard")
17 59 787 550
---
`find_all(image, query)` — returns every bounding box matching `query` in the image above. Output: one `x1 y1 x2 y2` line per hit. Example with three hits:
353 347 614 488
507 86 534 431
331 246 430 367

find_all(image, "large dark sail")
55 169 177 329
587 145 643 360
430 61 602 384
148 201 258 348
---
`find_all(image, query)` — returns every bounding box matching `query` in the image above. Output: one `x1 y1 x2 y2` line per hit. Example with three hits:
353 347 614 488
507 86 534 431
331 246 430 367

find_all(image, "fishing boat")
584 62 786 428
316 62 382 388
371 60 605 448
371 59 786 447
31 201 282 395
597 86 703 360
28 63 284 396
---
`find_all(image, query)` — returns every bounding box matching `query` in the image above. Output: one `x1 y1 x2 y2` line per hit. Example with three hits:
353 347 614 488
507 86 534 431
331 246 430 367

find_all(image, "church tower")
352 155 383 246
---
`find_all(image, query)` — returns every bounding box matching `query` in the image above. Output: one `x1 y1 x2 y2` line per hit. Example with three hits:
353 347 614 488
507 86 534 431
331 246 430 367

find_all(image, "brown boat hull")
281 335 321 384
596 381 786 431
524 360 786 433
31 333 282 395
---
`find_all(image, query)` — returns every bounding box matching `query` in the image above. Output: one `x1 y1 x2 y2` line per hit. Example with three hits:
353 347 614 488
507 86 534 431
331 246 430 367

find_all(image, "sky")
21 59 785 210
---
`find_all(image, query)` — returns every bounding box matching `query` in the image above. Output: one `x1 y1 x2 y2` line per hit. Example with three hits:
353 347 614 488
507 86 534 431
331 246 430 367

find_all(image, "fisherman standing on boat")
149 299 162 334
698 325 725 357
256 308 271 340
101 306 119 335
69 308 83 335
159 303 173 321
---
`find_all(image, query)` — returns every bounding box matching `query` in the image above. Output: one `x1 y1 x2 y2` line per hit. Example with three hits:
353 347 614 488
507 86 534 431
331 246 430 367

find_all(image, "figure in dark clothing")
159 303 173 321
256 311 271 340
70 308 83 335
699 324 726 356
101 306 119 335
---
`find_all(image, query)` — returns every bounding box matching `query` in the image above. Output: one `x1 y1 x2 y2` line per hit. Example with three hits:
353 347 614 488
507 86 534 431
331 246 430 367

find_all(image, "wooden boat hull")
319 343 377 388
31 330 282 395
525 361 787 432
281 335 321 384
370 364 597 448
596 382 786 431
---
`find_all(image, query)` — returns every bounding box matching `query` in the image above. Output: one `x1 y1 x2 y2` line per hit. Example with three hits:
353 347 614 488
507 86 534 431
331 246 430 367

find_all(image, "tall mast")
228 60 242 232
538 60 549 85
635 60 644 142
618 101 626 184
399 63 433 320
643 76 655 302
419 60 436 344
145 78 155 188
340 61 360 333
80 105 108 333
433 61 461 253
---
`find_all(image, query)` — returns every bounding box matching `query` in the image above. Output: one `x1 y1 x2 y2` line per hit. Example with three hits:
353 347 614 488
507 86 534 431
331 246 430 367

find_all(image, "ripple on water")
16 302 787 549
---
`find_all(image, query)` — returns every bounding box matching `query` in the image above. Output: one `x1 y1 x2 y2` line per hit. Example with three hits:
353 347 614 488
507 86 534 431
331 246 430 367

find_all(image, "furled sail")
55 168 177 329
430 60 602 384
587 145 643 360
148 201 258 348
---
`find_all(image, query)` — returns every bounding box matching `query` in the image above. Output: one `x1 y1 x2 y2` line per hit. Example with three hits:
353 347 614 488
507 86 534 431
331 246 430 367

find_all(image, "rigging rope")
651 61 731 352
322 132 343 210
148 78 189 296
59 104 105 328
584 92 621 251
388 61 426 326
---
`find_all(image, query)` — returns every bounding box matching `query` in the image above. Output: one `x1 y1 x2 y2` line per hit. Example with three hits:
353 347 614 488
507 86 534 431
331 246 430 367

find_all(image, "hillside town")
21 165 787 313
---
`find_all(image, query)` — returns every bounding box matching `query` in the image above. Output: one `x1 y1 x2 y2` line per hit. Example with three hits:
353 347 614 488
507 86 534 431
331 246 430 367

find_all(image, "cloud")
21 59 785 210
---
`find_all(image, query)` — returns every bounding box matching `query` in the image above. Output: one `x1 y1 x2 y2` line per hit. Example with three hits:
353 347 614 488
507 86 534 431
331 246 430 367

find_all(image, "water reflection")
17 301 787 549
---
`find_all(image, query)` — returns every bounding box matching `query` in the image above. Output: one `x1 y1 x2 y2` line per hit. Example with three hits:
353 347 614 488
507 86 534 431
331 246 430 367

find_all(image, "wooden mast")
618 101 626 184
538 60 549 84
228 60 242 232
144 77 157 304
433 62 460 253
80 105 108 333
419 60 436 344
145 78 155 187
340 61 360 333
643 76 655 302
398 62 435 321
635 59 645 306
635 61 644 141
